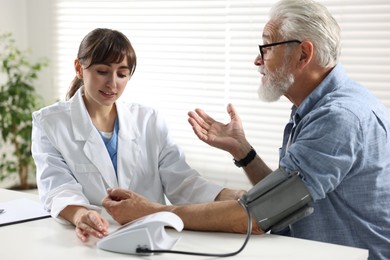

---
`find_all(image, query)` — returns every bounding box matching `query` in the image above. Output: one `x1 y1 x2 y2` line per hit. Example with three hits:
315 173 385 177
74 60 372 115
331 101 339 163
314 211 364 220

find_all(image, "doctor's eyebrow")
96 63 131 71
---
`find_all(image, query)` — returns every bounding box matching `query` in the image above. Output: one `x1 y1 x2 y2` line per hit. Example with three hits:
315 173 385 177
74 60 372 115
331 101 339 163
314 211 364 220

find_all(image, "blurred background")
1 0 389 190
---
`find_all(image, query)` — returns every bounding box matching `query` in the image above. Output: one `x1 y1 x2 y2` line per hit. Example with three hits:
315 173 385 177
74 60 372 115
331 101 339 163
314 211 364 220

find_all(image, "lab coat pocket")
74 163 101 184
75 163 99 173
74 163 108 205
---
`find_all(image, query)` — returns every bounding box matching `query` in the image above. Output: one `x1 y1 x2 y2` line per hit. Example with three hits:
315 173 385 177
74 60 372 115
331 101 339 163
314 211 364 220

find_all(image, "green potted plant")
0 32 48 190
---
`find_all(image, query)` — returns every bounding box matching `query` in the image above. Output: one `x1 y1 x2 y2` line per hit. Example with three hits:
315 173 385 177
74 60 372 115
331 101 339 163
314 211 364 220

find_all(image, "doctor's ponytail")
66 76 83 100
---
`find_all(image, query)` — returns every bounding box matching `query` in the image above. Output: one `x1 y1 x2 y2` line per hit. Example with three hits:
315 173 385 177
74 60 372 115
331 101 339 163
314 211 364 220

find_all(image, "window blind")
52 0 390 190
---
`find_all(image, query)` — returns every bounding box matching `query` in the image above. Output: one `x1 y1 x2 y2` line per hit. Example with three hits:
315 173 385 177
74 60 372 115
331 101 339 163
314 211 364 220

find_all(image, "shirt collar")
294 63 347 121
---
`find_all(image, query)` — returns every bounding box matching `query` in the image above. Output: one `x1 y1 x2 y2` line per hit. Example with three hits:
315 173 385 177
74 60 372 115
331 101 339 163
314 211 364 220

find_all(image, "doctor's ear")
74 59 83 79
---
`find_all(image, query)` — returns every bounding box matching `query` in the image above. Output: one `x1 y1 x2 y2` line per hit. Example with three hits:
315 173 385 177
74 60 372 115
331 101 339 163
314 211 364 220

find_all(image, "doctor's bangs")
79 28 137 76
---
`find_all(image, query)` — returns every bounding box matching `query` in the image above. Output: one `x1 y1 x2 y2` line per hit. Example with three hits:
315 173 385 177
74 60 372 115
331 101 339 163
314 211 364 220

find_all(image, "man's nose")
254 54 263 66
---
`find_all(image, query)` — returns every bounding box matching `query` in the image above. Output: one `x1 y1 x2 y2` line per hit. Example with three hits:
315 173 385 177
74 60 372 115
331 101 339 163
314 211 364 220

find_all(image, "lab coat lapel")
70 88 118 188
116 101 141 188
83 133 118 188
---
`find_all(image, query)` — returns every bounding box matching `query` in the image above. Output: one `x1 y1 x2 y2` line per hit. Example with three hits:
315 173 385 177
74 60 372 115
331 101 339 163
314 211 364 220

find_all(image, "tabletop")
0 188 369 260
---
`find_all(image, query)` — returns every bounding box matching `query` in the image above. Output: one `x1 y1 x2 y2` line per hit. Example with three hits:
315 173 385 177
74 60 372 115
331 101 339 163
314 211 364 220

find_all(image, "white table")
0 188 368 260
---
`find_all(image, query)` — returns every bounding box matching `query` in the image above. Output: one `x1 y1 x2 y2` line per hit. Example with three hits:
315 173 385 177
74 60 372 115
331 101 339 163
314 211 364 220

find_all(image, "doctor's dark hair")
66 28 137 100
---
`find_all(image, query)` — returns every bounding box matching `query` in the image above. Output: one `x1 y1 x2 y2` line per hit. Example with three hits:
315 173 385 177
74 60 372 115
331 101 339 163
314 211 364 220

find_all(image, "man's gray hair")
270 0 341 68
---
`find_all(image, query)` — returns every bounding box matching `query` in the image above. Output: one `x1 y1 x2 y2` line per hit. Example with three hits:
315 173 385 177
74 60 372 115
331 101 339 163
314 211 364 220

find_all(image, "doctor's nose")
106 74 118 89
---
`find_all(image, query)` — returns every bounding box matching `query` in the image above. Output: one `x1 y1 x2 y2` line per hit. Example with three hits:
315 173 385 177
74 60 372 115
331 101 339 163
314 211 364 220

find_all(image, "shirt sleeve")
280 105 364 201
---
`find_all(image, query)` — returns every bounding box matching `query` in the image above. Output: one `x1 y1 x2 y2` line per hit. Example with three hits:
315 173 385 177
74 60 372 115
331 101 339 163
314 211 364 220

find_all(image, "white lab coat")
31 88 222 223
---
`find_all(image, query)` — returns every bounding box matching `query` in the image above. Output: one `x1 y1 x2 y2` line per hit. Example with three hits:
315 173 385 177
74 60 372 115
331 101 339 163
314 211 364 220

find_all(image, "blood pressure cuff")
239 167 313 233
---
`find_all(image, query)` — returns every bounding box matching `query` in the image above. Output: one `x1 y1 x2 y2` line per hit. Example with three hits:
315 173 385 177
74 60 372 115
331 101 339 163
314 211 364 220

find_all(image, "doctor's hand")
188 103 251 158
102 188 164 225
60 205 109 242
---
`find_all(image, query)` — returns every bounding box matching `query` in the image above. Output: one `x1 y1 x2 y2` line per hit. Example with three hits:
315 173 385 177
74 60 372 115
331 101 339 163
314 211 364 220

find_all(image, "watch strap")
233 147 256 167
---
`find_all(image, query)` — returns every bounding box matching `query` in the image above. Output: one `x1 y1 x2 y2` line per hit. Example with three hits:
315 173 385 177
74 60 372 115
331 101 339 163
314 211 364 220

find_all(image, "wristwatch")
233 147 256 167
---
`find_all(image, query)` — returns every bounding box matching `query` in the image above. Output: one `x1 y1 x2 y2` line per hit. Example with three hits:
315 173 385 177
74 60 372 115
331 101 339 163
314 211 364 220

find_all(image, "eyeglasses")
258 40 301 61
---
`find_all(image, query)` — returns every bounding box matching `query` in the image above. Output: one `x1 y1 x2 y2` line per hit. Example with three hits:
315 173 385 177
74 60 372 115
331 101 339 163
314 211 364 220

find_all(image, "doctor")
31 28 243 242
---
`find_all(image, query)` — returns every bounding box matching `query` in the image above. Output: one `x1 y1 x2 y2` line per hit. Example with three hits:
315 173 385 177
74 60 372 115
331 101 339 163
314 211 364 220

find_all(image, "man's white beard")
257 66 294 102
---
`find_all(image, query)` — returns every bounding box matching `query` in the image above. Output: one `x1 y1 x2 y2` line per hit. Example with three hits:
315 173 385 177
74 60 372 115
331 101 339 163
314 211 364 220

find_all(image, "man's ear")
74 58 83 79
298 40 314 68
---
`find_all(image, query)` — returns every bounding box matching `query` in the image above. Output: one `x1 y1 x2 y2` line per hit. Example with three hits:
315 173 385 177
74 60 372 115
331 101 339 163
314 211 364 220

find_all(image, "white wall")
0 0 28 47
0 0 55 104
0 0 54 187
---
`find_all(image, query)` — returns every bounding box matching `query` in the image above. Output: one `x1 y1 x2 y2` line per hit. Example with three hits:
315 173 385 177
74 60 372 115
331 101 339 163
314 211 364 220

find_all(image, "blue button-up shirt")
279 64 390 260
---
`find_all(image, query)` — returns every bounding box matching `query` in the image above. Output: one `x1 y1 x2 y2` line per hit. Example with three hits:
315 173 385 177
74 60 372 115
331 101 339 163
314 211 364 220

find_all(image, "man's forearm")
103 188 263 235
243 155 273 185
229 143 273 185
214 188 246 201
165 200 263 234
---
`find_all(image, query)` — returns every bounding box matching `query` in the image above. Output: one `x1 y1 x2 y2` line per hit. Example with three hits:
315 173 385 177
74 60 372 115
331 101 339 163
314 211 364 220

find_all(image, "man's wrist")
233 147 256 167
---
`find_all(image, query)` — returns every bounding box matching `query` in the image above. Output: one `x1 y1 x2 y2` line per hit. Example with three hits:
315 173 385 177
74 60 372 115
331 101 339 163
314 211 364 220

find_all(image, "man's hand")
188 103 251 158
102 188 164 225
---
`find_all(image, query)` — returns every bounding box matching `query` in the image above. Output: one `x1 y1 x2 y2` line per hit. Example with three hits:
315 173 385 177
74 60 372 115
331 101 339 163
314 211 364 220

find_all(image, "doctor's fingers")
75 226 90 242
75 225 108 242
75 219 107 240
77 211 109 237
75 224 100 242
86 210 109 231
